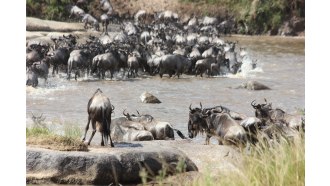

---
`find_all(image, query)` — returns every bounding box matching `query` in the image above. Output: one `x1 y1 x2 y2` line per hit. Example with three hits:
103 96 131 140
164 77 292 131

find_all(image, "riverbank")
27 0 304 36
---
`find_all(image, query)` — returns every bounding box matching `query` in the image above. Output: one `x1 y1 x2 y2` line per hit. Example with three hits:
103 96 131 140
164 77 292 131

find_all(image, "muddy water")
26 35 305 145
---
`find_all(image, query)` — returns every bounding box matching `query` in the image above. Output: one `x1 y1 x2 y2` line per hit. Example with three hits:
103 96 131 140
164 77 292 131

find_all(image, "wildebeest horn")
189 104 192 111
136 110 140 116
264 98 268 104
200 102 202 109
251 100 258 109
123 109 129 117
111 104 115 111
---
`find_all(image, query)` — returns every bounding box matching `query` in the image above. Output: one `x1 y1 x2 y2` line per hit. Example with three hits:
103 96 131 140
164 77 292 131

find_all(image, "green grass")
26 116 87 151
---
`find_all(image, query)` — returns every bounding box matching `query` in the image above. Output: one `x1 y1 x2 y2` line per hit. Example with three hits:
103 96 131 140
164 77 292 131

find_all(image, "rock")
140 92 161 104
27 140 243 185
26 143 198 185
26 17 84 32
236 81 271 90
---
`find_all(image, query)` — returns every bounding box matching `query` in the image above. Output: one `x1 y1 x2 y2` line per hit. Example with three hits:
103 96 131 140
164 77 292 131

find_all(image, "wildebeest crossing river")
26 35 305 145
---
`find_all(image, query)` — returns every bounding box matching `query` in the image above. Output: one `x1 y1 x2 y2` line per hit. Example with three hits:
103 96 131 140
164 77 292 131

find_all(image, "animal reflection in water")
82 88 115 147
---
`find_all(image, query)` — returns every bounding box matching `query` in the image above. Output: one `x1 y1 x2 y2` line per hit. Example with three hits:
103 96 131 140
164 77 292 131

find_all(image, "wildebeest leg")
135 69 138 77
52 66 56 76
122 69 126 79
204 134 211 145
87 120 97 145
107 123 114 147
101 133 105 146
74 70 79 81
110 70 114 79
82 116 91 142
218 138 223 145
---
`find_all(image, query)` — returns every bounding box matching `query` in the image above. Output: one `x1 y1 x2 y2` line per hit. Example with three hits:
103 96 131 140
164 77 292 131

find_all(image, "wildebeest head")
188 103 208 138
123 109 154 123
251 99 272 121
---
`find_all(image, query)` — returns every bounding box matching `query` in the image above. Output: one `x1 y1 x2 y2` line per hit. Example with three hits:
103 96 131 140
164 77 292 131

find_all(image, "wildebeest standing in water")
82 88 115 146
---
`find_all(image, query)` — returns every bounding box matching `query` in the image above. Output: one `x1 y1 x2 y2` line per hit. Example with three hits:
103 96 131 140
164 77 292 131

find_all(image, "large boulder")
140 91 161 104
27 140 243 185
26 143 198 185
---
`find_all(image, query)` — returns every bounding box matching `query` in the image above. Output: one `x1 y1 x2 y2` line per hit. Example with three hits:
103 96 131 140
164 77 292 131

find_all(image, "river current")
26 35 305 144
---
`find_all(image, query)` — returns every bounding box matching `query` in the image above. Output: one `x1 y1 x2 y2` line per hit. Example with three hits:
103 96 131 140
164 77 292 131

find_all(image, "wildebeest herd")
84 88 304 148
27 1 303 148
26 0 257 87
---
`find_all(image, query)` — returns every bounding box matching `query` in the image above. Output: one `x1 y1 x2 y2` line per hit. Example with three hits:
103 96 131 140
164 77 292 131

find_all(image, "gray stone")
237 80 271 90
26 140 243 185
26 142 197 185
140 92 161 104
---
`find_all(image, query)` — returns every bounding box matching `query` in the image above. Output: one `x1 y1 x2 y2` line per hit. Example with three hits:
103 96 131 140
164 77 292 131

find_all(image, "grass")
26 115 88 151
140 132 305 186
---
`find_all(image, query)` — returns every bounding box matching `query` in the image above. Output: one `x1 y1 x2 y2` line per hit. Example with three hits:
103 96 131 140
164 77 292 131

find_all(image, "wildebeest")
82 88 115 146
26 43 49 68
123 21 138 36
26 64 39 87
67 49 92 80
32 57 50 82
188 103 247 146
47 47 70 75
100 14 110 33
111 117 154 141
251 99 305 131
123 110 186 140
91 48 128 79
100 0 113 13
158 54 191 78
82 14 100 31
69 5 85 21
194 57 216 77
127 53 139 78
92 52 118 79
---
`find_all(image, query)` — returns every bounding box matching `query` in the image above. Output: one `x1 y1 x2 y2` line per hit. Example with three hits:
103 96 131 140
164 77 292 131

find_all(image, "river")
26 35 305 145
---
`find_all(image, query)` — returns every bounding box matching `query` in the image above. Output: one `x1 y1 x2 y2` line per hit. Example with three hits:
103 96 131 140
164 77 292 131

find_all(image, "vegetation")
26 115 88 151
26 0 304 35
27 0 72 21
139 133 305 186
181 0 304 34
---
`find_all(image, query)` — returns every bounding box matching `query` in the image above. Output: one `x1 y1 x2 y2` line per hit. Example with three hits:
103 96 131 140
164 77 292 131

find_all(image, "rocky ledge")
26 140 242 185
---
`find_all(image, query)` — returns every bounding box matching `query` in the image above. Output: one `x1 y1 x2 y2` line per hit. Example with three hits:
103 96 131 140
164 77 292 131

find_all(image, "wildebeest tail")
172 128 187 139
101 107 110 145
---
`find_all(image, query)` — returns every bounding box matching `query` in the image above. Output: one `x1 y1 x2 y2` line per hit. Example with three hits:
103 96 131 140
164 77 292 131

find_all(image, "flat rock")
26 140 242 185
26 17 84 32
140 92 161 104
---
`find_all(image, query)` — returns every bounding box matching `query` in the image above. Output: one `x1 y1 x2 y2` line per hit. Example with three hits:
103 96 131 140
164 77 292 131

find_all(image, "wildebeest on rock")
82 88 115 147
